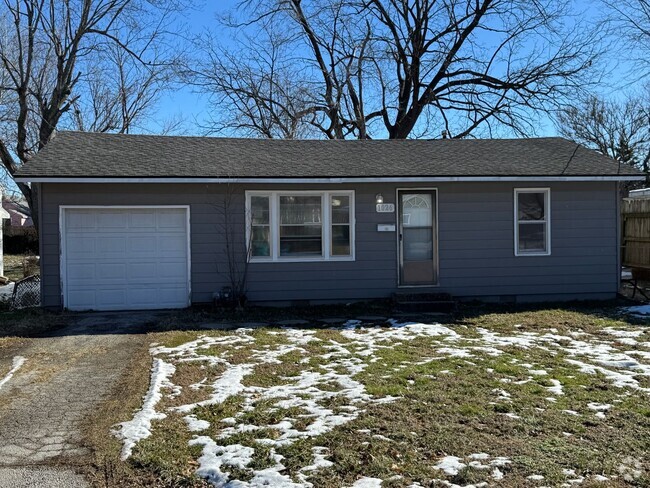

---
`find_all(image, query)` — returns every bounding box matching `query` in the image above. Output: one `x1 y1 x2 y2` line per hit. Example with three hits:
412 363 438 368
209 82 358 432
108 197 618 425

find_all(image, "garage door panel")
159 235 187 253
157 210 187 229
128 286 187 308
97 263 128 281
128 262 158 281
130 210 157 228
96 237 127 254
63 207 190 311
67 263 95 281
159 261 188 279
66 211 97 230
128 235 159 253
95 288 129 308
66 289 97 309
128 287 159 306
67 236 96 254
96 211 130 229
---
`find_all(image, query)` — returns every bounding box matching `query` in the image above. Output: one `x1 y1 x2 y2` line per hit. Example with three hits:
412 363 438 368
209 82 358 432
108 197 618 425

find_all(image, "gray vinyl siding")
39 181 619 309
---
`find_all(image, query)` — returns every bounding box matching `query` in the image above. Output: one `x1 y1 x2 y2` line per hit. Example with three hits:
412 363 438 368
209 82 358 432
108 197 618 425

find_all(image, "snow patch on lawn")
617 457 643 481
298 447 333 479
434 453 510 479
546 379 564 396
603 327 644 338
184 415 210 432
120 317 650 486
529 369 547 376
562 410 580 416
142 321 461 486
114 358 176 460
621 304 650 316
349 478 383 488
492 388 511 399
175 364 253 414
587 403 612 418
0 356 25 390
434 456 466 475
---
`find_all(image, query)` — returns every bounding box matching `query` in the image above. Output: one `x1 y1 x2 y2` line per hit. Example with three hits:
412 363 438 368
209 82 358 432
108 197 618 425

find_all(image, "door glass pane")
403 228 433 260
518 192 545 221
518 223 546 252
331 225 350 256
402 194 432 227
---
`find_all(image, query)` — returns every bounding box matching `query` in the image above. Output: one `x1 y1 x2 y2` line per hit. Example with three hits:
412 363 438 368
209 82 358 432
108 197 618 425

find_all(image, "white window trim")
245 190 355 263
514 188 551 257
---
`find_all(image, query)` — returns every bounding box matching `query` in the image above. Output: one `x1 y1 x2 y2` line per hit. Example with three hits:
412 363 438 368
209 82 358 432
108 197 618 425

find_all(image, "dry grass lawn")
83 304 650 487
0 309 69 353
2 253 37 283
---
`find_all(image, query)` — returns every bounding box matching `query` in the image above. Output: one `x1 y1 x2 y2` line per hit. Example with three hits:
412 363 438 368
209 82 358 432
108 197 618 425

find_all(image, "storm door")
398 190 438 286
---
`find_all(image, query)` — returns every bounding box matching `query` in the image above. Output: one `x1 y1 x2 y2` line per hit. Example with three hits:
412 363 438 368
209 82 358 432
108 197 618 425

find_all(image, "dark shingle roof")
15 131 643 179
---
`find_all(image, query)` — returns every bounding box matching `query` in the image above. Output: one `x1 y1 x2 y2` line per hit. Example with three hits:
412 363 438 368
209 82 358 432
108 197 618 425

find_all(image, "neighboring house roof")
0 191 10 220
2 199 33 227
629 188 650 199
15 130 645 181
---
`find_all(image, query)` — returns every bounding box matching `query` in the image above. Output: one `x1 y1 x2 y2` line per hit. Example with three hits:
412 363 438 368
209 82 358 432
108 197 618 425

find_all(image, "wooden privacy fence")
622 198 650 271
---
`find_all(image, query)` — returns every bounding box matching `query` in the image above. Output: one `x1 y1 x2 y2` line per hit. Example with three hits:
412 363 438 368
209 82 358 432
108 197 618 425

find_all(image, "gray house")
15 131 644 311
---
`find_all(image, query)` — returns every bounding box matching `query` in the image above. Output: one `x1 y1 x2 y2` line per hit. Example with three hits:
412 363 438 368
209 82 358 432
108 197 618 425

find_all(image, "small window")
246 191 355 262
515 189 550 256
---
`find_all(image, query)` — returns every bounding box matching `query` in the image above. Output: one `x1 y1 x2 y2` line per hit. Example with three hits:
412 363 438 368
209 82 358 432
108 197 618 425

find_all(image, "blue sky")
152 0 643 138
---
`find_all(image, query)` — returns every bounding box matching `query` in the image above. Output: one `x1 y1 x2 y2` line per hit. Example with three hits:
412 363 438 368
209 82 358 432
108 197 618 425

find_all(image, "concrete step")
392 292 456 313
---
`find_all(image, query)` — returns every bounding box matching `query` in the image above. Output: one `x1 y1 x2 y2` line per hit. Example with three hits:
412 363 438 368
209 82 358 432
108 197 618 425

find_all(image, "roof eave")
14 175 646 183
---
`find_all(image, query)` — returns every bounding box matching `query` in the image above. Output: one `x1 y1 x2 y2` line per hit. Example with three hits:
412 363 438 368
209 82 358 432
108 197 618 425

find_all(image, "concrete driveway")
0 312 164 487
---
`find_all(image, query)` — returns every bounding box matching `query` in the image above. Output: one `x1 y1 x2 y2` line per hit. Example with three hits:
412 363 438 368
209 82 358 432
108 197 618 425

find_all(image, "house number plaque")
376 203 395 213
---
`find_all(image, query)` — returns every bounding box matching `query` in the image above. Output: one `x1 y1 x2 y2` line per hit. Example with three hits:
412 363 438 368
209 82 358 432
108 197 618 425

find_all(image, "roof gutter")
14 175 646 184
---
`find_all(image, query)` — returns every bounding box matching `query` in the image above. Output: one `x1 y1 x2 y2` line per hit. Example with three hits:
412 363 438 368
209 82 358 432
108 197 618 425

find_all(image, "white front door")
61 207 190 311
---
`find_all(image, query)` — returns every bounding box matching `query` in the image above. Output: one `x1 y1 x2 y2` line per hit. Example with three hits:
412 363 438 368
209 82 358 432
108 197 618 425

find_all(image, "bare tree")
0 0 189 227
188 29 321 139
190 0 603 140
557 93 650 180
605 0 650 77
69 45 175 134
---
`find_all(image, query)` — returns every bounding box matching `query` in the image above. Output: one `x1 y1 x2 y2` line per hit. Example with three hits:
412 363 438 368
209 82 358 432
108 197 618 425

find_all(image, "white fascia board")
13 175 647 184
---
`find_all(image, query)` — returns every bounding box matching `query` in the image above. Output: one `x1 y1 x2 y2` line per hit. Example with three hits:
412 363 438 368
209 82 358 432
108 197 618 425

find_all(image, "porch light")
375 193 384 204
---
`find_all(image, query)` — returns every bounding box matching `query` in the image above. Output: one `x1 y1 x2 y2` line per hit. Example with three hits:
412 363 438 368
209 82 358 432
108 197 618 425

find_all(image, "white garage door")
62 207 190 311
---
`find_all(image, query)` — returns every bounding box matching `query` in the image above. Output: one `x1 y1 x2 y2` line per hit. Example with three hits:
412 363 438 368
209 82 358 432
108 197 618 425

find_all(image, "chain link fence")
11 275 41 309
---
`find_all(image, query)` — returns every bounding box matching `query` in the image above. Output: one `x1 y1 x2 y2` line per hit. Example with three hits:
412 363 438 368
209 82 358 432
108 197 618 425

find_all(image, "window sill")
514 251 551 257
249 256 355 264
